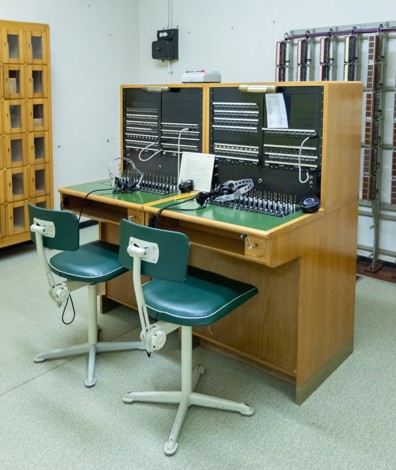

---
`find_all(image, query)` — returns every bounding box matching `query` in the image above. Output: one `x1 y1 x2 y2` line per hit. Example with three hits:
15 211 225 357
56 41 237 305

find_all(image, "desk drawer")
156 216 268 264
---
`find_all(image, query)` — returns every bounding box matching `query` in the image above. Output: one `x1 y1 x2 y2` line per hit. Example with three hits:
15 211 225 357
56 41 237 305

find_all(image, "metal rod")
285 26 396 41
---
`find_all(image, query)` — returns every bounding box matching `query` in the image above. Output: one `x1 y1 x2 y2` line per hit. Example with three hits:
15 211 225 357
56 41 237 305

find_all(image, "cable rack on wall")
275 22 396 269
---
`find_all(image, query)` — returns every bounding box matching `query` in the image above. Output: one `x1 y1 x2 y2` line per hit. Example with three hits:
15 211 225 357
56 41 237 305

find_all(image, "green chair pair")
29 204 258 455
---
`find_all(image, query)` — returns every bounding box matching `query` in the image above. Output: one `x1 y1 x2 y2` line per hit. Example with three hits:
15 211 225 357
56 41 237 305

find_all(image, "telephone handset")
195 179 254 206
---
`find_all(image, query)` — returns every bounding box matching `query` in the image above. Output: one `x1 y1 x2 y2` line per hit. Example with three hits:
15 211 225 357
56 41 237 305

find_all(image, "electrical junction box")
181 70 222 83
152 29 178 60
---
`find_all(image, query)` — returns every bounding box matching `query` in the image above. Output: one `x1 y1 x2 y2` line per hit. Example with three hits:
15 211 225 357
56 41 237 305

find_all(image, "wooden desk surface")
59 179 186 225
60 179 178 207
147 197 306 233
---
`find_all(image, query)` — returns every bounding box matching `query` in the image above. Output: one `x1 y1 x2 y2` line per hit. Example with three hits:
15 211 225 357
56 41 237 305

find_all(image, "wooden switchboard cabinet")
60 81 363 403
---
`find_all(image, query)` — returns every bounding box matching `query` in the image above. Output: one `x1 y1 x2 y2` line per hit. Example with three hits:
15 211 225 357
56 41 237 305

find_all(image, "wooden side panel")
295 202 357 386
192 246 299 376
320 82 363 209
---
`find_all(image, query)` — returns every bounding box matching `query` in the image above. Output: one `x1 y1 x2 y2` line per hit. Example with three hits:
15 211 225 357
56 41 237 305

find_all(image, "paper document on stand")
179 152 215 192
265 93 289 129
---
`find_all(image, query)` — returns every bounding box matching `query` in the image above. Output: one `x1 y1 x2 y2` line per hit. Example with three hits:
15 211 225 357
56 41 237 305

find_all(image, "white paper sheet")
178 152 215 191
266 93 289 129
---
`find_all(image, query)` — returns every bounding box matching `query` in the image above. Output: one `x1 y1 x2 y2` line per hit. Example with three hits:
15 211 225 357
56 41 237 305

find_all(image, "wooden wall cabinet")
0 20 53 248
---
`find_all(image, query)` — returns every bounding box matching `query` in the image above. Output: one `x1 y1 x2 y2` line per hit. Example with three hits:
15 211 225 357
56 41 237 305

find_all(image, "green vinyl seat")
143 265 257 326
28 204 144 387
49 240 124 283
119 219 258 456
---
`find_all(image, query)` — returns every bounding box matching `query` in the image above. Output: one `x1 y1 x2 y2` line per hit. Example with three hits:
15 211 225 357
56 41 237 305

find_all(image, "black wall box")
152 28 178 60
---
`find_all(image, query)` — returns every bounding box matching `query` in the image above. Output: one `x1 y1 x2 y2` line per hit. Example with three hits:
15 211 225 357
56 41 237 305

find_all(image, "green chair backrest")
119 219 190 282
28 203 80 251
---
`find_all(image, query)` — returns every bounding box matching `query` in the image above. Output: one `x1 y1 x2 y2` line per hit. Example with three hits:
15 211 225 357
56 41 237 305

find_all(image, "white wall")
138 0 396 261
138 0 394 84
0 0 140 204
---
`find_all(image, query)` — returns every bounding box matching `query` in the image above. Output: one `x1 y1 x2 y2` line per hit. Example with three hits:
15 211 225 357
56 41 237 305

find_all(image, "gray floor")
1 226 396 469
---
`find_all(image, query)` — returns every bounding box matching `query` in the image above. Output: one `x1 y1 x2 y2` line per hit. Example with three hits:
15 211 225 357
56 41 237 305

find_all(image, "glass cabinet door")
28 132 50 164
2 29 25 63
27 65 48 98
25 31 48 64
4 100 27 133
6 167 28 202
30 195 51 209
28 99 49 132
3 65 26 99
5 134 28 168
6 201 29 235
29 163 50 198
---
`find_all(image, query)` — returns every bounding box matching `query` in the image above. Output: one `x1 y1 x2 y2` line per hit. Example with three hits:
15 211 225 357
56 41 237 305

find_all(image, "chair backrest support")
119 219 190 282
28 204 79 251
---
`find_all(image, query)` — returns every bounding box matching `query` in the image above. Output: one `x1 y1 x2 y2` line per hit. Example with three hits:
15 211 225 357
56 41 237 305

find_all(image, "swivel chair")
119 219 258 455
28 204 144 387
